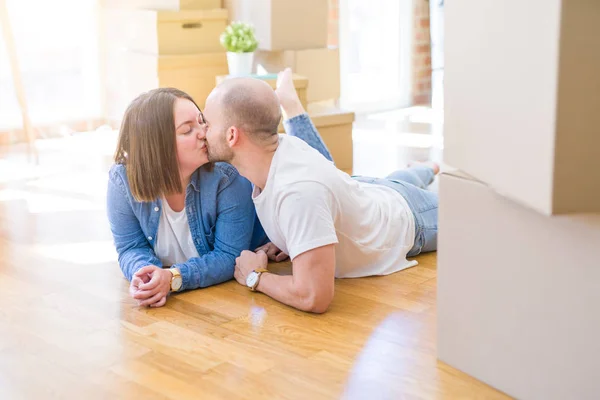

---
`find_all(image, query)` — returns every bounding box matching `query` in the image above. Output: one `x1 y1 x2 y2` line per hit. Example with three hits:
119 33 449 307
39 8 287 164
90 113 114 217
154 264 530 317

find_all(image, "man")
200 69 439 313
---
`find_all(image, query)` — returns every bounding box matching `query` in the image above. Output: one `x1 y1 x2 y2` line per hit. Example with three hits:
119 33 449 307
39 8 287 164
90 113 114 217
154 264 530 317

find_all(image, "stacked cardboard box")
235 0 340 104
102 0 221 9
101 0 229 121
222 0 352 173
439 0 600 398
223 0 328 51
304 103 354 172
254 47 340 104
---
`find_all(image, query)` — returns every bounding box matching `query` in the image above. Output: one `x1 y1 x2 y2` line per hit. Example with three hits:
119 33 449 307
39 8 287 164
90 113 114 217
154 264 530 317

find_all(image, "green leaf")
220 21 259 52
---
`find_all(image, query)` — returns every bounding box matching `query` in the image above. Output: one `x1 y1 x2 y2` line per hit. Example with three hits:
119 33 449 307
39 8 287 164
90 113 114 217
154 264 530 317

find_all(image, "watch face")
172 276 183 291
246 272 258 288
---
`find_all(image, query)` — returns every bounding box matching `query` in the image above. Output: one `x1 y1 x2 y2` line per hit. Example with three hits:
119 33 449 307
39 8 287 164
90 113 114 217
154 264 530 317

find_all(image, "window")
0 0 101 132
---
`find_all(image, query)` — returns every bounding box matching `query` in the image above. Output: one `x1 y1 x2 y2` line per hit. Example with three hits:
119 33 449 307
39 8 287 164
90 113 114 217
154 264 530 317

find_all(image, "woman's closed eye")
177 126 193 135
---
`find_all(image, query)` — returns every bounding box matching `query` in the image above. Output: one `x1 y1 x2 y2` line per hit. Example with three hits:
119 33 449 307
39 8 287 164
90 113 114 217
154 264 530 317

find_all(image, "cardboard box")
438 171 600 400
103 8 227 55
215 73 308 110
255 47 341 103
312 112 354 171
105 51 228 120
223 0 327 51
133 52 228 107
444 0 600 215
101 0 221 10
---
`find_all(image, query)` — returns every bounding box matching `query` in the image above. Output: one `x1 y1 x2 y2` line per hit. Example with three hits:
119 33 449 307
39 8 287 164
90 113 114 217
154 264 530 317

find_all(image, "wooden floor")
0 136 510 399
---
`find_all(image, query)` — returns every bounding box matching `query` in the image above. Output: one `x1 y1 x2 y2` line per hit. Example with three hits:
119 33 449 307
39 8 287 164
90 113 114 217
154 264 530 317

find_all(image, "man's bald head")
210 77 282 143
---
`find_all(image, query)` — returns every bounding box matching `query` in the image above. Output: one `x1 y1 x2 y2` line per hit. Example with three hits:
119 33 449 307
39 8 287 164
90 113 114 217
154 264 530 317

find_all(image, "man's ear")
227 126 241 148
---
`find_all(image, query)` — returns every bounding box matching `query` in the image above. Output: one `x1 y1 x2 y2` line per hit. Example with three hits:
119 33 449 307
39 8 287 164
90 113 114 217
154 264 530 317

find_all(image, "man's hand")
255 242 289 262
234 250 268 286
130 265 171 307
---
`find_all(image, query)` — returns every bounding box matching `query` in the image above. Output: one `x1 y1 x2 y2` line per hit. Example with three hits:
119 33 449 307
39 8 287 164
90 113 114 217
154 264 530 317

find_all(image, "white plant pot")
226 52 254 77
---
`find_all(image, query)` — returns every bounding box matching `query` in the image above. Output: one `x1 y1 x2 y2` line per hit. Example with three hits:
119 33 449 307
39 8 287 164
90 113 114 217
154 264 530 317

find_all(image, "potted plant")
220 21 259 77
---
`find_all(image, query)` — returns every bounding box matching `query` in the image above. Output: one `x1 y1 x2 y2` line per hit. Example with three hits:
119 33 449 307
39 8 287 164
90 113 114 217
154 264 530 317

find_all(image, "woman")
107 71 333 308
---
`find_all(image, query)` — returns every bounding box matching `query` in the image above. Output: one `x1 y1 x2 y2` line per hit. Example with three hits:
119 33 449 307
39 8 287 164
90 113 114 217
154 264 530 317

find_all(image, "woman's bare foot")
408 160 441 175
275 68 305 120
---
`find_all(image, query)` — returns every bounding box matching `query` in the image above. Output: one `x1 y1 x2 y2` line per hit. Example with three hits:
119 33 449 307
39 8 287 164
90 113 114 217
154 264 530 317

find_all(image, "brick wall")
412 0 432 105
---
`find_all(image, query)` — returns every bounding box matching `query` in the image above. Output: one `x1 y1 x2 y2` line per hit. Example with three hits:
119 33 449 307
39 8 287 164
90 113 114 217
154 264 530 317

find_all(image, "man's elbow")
302 291 333 314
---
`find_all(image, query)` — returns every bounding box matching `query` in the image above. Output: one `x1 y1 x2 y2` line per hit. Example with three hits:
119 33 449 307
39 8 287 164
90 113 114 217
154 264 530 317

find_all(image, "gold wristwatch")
169 267 182 292
246 268 269 291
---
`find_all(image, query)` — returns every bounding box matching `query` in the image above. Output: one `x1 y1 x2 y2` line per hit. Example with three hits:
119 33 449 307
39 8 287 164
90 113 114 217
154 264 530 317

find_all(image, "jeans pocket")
418 206 438 230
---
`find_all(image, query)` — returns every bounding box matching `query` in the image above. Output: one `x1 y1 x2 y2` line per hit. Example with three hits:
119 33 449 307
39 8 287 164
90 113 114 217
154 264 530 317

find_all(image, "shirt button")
148 236 153 241
154 207 159 212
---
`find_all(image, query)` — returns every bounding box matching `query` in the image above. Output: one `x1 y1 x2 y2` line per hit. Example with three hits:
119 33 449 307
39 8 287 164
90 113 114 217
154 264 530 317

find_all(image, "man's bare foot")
408 160 441 175
275 68 305 120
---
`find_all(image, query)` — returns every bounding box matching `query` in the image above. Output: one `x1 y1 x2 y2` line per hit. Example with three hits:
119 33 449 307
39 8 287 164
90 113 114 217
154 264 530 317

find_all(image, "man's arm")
234 244 336 313
233 180 338 313
257 244 336 313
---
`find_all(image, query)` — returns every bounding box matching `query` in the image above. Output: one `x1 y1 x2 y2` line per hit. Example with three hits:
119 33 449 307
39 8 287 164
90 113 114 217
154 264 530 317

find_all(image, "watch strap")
169 267 182 291
250 268 269 291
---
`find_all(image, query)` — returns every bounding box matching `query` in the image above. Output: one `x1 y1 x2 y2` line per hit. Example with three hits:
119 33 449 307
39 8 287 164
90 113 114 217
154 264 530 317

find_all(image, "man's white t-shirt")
155 198 200 266
252 135 418 278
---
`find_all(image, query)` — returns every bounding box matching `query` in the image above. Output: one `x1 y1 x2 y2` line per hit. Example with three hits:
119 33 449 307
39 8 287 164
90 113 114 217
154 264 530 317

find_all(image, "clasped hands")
129 242 288 307
129 265 171 307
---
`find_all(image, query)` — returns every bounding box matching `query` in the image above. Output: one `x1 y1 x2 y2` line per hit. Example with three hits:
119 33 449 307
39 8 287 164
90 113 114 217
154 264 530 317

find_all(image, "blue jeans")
352 166 439 257
284 114 438 257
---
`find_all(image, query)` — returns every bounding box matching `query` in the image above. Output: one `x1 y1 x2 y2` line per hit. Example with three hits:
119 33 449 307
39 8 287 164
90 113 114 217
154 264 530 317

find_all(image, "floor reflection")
342 312 436 400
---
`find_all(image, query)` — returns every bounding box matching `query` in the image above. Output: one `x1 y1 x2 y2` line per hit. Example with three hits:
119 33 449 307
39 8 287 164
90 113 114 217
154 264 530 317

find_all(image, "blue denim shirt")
106 113 332 290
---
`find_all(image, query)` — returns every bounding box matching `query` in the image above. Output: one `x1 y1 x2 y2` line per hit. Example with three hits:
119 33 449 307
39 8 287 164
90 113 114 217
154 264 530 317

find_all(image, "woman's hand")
255 242 289 262
130 265 171 307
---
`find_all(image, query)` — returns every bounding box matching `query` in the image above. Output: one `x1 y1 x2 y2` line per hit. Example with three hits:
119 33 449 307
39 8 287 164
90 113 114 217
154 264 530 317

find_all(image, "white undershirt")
154 198 200 266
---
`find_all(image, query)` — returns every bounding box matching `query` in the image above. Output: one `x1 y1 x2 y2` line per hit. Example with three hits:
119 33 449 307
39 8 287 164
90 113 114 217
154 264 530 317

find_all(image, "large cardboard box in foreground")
223 0 328 51
254 48 340 103
444 0 600 215
438 172 600 400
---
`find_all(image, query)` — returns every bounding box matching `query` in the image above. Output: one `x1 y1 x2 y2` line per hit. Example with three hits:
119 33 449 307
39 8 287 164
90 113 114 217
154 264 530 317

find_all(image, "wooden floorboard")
0 138 511 399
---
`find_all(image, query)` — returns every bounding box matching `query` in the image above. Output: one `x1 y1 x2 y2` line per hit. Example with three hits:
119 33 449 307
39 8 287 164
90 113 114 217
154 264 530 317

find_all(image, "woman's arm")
172 173 256 290
106 170 162 281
